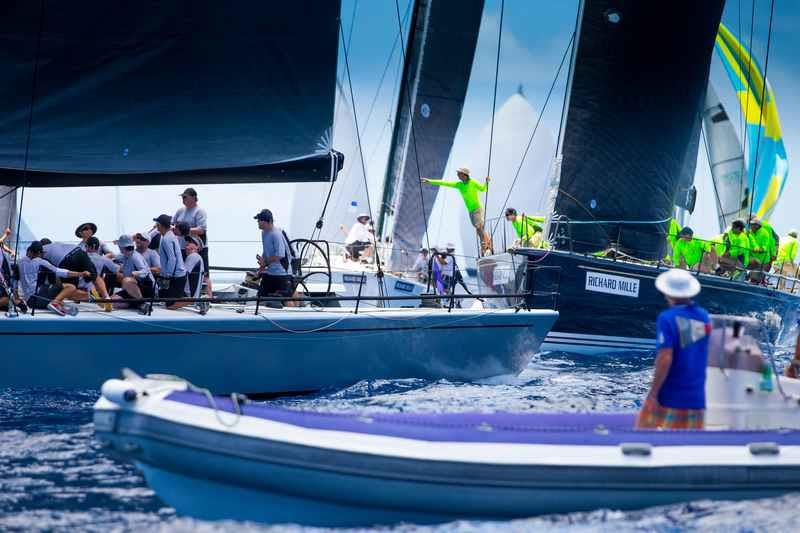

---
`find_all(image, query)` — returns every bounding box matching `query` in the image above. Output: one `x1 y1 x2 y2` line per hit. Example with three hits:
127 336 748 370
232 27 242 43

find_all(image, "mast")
377 0 485 270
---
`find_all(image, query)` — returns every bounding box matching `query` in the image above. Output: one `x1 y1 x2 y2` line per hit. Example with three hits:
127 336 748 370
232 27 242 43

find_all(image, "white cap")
446 243 455 251
357 213 370 221
655 268 701 299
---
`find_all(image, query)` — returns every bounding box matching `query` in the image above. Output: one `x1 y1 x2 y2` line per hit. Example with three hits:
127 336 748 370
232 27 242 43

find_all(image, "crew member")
183 236 206 302
254 209 293 308
775 229 798 289
42 240 111 311
85 236 120 294
412 248 429 281
18 241 89 315
422 168 492 255
718 220 750 276
504 208 545 248
343 214 374 262
636 269 710 430
746 216 778 271
173 187 211 297
134 231 161 275
672 227 705 271
112 235 155 311
153 214 187 309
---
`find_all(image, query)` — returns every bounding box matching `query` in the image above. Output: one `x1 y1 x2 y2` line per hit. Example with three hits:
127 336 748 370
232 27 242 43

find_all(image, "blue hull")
0 307 557 393
488 250 800 355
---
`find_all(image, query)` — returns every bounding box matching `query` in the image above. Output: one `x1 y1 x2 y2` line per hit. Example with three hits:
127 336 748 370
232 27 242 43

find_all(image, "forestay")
0 1 342 187
549 0 724 260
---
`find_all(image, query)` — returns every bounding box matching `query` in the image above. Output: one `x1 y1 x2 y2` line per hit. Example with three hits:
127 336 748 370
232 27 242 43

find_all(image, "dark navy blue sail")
379 0 484 269
549 0 724 259
0 1 342 187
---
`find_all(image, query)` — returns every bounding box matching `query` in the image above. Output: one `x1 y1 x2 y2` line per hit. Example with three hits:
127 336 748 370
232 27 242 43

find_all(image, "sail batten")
548 0 725 259
0 1 342 186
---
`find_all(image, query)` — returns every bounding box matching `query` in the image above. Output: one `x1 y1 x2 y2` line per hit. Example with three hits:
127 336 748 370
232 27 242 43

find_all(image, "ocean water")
1 351 798 532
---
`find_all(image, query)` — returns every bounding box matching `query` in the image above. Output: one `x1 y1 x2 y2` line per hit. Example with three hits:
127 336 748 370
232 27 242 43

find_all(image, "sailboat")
479 0 798 355
0 1 558 392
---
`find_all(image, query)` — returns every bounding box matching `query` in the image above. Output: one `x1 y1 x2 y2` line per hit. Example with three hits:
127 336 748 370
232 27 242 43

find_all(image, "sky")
16 0 798 266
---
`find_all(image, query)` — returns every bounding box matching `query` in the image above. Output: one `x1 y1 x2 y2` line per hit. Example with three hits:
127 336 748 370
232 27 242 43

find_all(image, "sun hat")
655 268 701 299
74 222 98 238
356 213 370 221
456 167 470 176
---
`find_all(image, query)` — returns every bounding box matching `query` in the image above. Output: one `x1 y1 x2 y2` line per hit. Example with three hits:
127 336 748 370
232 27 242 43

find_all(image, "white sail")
701 83 748 232
459 90 556 256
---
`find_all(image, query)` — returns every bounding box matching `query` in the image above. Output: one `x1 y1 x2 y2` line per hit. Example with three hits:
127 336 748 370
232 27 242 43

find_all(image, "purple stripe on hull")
166 391 800 446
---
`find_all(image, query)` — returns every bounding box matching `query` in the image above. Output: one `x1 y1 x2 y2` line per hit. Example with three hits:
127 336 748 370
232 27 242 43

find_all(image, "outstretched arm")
422 179 458 188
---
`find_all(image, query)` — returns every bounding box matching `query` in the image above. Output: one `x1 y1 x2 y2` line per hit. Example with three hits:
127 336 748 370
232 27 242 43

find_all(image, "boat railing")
544 216 800 294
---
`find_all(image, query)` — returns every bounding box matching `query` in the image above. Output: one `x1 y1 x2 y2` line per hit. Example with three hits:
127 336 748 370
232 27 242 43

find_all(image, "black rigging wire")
392 0 432 255
739 0 758 211
700 117 727 231
483 0 505 226
14 0 46 261
746 0 776 224
490 32 575 239
339 22 387 298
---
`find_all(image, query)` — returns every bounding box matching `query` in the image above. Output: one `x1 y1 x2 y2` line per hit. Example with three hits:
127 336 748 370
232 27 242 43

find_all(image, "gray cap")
117 234 135 249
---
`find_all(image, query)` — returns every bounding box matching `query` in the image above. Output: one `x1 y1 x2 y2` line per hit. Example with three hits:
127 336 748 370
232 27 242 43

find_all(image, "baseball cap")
117 235 135 249
153 214 172 227
254 209 273 222
28 241 43 254
180 187 198 197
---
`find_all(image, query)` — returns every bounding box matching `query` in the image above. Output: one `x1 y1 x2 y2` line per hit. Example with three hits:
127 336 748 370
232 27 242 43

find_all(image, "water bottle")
760 363 773 392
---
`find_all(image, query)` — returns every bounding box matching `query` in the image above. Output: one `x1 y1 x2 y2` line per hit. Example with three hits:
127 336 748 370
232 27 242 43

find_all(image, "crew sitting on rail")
134 231 161 276
177 236 206 311
18 241 89 316
111 234 155 313
86 236 120 295
746 216 778 275
412 248 429 281
637 269 710 430
671 227 706 271
343 214 374 263
504 208 546 248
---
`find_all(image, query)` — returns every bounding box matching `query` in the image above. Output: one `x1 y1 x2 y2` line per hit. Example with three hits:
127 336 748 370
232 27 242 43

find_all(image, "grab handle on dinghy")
620 443 652 457
101 379 138 405
748 442 780 456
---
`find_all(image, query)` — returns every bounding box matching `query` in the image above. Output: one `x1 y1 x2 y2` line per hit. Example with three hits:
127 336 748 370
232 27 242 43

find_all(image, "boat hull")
0 307 556 393
481 250 800 355
94 385 800 526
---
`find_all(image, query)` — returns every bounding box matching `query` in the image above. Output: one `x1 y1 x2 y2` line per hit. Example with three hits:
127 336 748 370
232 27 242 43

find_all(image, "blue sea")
2 351 798 532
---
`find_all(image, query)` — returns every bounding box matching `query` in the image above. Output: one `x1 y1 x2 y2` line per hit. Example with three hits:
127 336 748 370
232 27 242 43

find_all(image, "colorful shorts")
636 399 704 430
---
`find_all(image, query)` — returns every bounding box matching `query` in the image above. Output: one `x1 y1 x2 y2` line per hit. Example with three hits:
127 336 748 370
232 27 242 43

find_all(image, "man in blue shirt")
254 209 294 307
637 268 711 430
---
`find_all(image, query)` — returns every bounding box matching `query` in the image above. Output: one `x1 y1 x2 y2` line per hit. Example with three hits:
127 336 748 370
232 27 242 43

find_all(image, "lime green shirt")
748 226 776 265
725 230 750 266
511 215 545 239
427 178 487 213
667 218 681 249
672 238 705 268
778 235 798 264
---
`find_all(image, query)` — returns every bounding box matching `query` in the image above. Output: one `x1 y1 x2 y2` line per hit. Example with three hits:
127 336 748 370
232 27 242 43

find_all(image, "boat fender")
101 379 138 405
620 442 652 457
748 442 780 456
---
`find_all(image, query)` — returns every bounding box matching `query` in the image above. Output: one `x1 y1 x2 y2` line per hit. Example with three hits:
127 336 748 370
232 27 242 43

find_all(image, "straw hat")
655 269 701 299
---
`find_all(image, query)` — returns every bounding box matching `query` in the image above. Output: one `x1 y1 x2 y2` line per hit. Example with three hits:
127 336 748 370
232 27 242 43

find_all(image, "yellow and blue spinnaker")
715 23 788 222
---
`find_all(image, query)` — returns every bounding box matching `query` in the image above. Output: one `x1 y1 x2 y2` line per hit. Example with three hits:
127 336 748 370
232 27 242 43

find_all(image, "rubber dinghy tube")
101 379 138 405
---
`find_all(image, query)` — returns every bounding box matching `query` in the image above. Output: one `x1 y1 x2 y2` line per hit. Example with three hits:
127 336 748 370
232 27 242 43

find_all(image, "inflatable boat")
94 319 800 526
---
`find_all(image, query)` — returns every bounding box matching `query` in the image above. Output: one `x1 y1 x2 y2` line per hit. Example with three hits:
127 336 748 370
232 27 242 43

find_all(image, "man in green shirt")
775 229 797 289
504 208 546 248
422 167 492 255
747 216 778 270
672 227 705 270
718 220 750 277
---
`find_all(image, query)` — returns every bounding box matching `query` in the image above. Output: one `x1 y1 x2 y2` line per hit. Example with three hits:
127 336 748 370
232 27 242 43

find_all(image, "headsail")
548 0 724 259
0 1 342 187
378 0 484 270
715 23 788 222
701 83 748 232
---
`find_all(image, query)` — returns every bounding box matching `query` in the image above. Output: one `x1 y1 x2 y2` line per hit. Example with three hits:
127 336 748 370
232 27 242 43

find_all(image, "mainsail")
548 0 724 259
0 1 342 187
715 23 788 222
701 83 748 232
378 0 484 270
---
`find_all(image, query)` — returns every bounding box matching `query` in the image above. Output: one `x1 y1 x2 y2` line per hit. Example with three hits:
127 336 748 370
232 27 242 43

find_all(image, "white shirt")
345 222 373 245
18 256 69 301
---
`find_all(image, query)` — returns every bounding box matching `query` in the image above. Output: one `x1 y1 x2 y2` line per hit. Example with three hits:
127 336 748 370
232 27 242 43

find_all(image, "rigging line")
346 0 359 54
746 0 776 224
739 0 758 204
490 32 575 240
339 23 387 298
14 0 46 261
484 0 505 223
392 0 432 254
0 186 20 203
736 0 745 207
